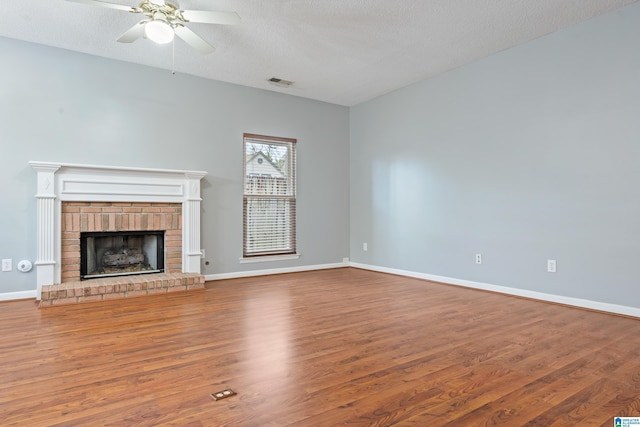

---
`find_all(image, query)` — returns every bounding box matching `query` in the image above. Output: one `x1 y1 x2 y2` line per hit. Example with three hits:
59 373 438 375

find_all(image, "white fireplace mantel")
29 161 207 299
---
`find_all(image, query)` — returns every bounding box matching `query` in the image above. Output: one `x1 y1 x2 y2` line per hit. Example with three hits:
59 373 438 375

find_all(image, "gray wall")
350 3 640 308
0 37 350 294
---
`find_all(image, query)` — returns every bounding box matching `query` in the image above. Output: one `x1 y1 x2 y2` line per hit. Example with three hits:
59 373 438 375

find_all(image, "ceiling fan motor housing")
139 1 183 24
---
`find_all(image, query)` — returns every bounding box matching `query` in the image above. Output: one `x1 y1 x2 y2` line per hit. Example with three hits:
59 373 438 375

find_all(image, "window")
243 133 297 258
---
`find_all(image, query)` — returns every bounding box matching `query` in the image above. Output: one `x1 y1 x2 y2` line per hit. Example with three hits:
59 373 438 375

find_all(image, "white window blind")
243 134 297 257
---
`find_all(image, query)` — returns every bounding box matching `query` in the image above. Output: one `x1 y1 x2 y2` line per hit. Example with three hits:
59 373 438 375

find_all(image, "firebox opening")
80 230 165 280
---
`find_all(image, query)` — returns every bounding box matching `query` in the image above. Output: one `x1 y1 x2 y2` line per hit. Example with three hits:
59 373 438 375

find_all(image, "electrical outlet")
363 242 368 251
547 259 557 273
201 249 205 258
2 259 12 272
475 254 482 265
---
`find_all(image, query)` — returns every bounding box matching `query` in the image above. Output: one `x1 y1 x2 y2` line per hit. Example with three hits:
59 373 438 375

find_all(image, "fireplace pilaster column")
183 172 206 274
30 162 61 299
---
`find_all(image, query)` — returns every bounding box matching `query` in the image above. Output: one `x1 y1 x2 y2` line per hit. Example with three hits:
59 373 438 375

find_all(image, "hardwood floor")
2 267 640 426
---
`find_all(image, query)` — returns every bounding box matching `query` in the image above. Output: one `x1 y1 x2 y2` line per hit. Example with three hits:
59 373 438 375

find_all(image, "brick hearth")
39 272 205 307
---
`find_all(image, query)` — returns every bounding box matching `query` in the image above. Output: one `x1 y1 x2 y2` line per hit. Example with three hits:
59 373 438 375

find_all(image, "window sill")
239 253 300 264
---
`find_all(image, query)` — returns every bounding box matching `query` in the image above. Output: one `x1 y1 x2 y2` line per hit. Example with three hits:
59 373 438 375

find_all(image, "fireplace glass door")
80 231 165 280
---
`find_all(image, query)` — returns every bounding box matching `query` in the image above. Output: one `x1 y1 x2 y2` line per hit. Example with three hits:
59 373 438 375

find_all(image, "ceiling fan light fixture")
145 19 174 44
65 0 235 53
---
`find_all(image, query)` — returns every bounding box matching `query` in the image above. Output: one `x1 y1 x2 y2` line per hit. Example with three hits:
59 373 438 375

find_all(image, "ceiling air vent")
267 77 294 88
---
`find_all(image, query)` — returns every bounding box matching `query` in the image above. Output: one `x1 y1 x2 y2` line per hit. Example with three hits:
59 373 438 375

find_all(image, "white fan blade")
117 21 147 43
174 25 215 54
180 10 240 25
65 0 136 12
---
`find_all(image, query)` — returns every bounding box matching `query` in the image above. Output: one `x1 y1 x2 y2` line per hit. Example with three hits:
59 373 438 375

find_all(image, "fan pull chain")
171 37 176 75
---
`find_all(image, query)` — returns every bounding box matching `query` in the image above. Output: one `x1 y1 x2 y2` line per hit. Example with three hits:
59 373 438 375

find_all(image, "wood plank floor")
2 267 640 426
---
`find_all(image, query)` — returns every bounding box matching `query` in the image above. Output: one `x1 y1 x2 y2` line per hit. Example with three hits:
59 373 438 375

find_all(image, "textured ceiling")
1 0 637 106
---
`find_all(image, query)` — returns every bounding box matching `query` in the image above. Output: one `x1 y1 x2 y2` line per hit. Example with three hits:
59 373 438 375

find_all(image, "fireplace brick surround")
30 162 207 307
60 201 183 282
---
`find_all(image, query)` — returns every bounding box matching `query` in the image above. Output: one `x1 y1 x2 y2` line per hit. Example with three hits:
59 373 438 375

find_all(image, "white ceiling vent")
267 77 294 88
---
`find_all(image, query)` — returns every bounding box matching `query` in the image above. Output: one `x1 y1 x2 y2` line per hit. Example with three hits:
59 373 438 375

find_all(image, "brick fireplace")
61 201 182 282
30 162 207 306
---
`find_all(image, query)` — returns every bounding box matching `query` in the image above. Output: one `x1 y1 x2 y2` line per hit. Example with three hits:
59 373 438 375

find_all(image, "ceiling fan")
66 0 240 54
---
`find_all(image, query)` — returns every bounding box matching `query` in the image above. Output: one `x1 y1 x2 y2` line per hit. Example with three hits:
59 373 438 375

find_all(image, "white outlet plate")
475 254 482 264
547 259 557 273
363 242 368 251
2 259 12 272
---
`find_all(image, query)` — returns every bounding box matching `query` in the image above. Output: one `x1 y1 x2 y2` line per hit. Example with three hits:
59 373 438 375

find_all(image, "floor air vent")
210 389 237 401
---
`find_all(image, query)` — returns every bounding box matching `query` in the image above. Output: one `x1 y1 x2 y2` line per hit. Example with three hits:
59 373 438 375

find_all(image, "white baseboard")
0 261 351 300
0 290 37 302
205 261 349 281
350 262 640 319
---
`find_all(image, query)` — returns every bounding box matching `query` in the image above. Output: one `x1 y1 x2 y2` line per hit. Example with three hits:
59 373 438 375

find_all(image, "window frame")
242 133 297 260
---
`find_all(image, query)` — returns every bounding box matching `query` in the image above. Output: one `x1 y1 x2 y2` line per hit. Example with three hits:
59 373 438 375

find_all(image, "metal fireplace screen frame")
80 230 165 280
